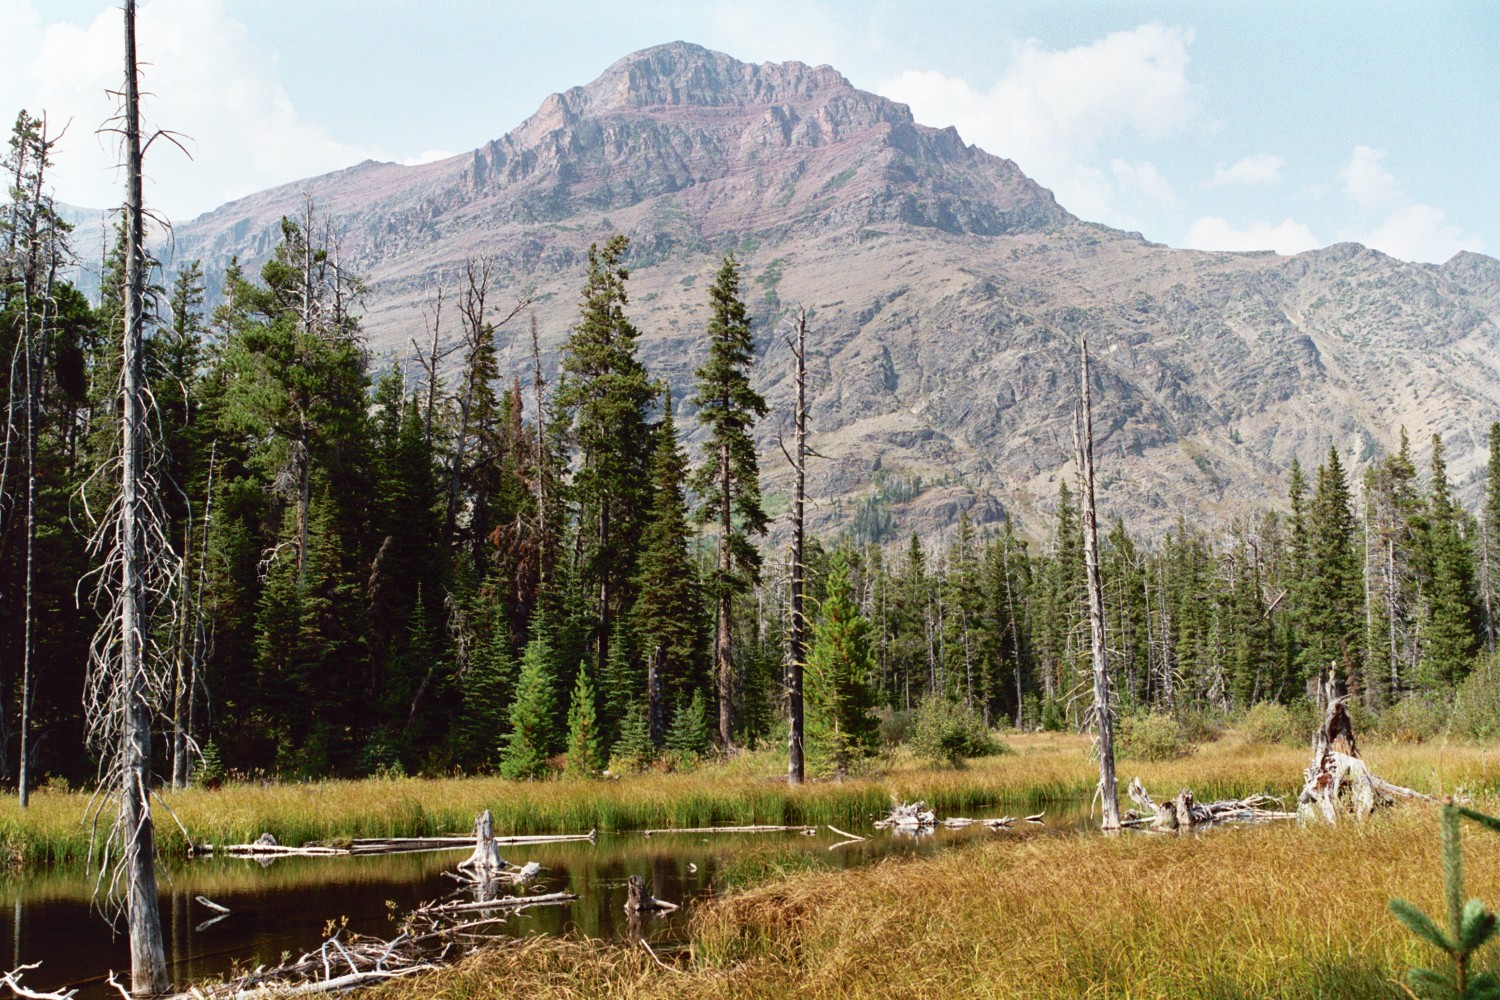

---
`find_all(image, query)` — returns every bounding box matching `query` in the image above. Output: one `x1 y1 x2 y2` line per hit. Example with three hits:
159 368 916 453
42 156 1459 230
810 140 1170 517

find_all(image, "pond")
1 800 1096 997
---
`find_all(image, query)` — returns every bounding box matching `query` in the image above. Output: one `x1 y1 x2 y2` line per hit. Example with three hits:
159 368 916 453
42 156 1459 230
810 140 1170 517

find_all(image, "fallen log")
413 891 577 916
641 824 815 836
1126 777 1295 831
874 802 936 829
624 874 679 914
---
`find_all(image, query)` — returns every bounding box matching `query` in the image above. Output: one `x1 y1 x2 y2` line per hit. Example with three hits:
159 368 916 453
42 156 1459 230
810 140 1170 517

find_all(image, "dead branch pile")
874 802 935 830
1124 777 1295 831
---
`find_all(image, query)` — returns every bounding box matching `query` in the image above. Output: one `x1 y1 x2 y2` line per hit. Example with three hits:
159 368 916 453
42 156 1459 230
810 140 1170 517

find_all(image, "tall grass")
1 734 1492 870
371 796 1500 1000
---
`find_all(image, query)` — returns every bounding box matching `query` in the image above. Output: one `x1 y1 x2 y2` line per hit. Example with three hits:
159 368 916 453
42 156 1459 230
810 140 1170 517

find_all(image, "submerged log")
624 875 679 914
642 824 815 836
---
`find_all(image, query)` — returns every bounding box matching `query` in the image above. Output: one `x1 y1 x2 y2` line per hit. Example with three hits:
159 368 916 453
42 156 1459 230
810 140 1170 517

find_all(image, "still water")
1 800 1094 996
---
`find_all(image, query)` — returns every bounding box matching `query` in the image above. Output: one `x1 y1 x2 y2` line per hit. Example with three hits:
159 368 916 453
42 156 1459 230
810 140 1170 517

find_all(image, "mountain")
160 41 1498 541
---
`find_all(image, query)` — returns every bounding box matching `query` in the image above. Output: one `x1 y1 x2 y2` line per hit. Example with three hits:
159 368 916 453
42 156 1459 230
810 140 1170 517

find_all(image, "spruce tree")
806 552 880 772
1299 447 1362 690
665 688 713 759
565 666 602 777
555 234 657 677
501 630 560 779
1414 435 1478 689
458 585 516 772
690 253 769 745
630 389 705 721
610 701 656 771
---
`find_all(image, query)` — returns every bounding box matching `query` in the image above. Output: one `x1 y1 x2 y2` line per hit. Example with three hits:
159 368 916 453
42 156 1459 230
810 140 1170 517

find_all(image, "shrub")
876 707 915 748
1241 702 1302 746
1380 696 1448 743
1176 707 1227 744
195 740 225 788
1449 656 1498 742
907 696 1007 766
1115 710 1193 762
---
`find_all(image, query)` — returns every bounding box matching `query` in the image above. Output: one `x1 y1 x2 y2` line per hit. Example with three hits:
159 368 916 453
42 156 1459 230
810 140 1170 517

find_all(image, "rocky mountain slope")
160 42 1498 541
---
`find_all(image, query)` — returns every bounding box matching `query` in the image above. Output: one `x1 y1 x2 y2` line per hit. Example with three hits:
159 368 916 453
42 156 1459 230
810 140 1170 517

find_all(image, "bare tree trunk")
1076 335 1120 832
786 309 808 785
119 2 169 989
647 644 664 748
18 274 35 808
716 440 734 747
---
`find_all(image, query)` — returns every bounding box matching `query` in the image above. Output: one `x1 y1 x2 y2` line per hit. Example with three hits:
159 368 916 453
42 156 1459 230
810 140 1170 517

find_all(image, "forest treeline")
3 112 1497 788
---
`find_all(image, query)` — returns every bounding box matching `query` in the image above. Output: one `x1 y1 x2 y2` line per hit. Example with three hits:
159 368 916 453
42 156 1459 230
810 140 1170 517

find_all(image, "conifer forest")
2 107 1496 793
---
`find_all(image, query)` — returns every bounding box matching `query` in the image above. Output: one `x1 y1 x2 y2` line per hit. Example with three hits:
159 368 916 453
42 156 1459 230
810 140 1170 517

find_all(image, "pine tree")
458 585 516 772
629 389 705 721
1479 423 1499 655
665 688 713 760
806 552 879 772
610 701 656 771
1414 435 1478 689
555 234 657 678
565 666 602 777
690 253 769 745
1299 447 1362 691
501 630 560 780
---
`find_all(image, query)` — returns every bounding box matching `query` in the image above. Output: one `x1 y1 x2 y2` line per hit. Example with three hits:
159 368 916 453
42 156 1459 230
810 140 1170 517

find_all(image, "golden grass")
372 797 1500 999
1 732 1492 871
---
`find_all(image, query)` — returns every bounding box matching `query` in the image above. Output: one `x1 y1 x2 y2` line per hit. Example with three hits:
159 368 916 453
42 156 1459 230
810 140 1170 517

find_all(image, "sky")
1 0 1495 263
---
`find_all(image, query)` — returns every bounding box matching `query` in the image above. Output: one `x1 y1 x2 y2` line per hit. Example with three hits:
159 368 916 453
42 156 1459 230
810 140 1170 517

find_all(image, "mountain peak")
582 41 858 112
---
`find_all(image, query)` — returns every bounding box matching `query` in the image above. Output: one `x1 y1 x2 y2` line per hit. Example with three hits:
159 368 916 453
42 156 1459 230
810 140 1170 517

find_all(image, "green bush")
907 696 1007 766
1380 696 1448 743
1449 656 1498 742
877 707 915 747
1115 710 1194 762
1241 702 1303 746
1176 707 1227 744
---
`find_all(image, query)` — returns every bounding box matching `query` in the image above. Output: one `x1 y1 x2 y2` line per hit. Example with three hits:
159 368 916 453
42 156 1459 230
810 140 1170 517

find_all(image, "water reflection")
2 800 1093 997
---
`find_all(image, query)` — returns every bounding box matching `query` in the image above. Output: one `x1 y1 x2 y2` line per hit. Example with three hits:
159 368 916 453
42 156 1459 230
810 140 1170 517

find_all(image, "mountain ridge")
155 42 1497 541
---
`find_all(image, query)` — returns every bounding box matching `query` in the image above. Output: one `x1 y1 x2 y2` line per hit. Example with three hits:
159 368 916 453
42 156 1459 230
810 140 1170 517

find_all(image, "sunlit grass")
1 732 1492 871
371 794 1500 999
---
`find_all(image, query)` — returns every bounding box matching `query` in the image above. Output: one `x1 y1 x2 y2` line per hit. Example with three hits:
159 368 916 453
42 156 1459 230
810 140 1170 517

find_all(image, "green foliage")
665 689 714 761
907 696 1005 766
1380 696 1449 743
1388 804 1499 999
806 553 881 772
565 667 603 777
1450 656 1498 742
501 633 560 780
195 741 225 789
1116 710 1194 762
1241 702 1302 745
608 702 656 773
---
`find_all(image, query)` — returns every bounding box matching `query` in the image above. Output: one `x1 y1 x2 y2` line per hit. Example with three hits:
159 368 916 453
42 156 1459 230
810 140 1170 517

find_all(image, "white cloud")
1336 145 1482 261
1209 153 1283 186
1111 158 1176 206
0 0 376 219
402 149 457 166
1339 145 1401 212
1184 216 1320 255
878 23 1203 224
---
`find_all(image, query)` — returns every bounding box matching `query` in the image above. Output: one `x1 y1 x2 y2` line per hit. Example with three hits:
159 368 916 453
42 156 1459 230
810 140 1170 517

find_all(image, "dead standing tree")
79 1 172 992
1075 333 1121 831
778 308 810 785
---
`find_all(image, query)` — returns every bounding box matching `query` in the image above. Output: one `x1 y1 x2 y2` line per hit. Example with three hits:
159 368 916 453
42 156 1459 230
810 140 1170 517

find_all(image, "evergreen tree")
690 253 769 745
1414 435 1478 689
457 584 516 772
565 666 602 777
665 689 713 759
555 234 657 677
610 701 656 771
630 390 705 727
1299 447 1362 691
1482 423 1500 654
806 552 879 771
501 630 561 780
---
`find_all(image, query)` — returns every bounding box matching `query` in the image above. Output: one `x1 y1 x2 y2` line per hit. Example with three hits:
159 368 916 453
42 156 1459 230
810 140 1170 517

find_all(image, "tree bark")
786 309 807 785
120 3 169 991
716 439 734 747
1076 335 1120 832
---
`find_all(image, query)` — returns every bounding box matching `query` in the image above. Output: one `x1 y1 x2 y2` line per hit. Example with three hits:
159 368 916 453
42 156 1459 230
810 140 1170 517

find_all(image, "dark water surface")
2 800 1094 996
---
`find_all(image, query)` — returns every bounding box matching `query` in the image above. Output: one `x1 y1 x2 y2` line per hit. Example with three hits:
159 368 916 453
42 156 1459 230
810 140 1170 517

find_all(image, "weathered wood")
623 875 679 914
1297 678 1434 823
458 809 506 874
642 824 816 836
874 802 936 829
416 891 577 916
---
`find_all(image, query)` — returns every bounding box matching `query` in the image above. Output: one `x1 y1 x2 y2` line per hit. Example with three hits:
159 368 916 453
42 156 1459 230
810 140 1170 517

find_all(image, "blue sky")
2 0 1494 262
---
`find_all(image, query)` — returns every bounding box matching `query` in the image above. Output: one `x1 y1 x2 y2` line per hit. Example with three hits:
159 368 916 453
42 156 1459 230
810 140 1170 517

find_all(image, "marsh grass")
2 733 1492 870
371 795 1500 1000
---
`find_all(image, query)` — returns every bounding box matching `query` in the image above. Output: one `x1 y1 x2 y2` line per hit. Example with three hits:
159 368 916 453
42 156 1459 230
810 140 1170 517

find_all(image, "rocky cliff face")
161 42 1497 541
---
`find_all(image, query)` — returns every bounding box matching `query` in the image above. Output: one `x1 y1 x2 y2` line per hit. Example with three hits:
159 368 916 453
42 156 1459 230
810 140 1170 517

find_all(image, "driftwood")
213 818 593 861
641 824 816 836
874 802 936 830
1125 777 1295 831
623 875 679 914
1297 679 1436 823
458 809 506 874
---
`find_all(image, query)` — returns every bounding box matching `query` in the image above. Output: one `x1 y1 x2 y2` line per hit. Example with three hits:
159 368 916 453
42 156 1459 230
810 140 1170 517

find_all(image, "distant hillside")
159 41 1499 540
